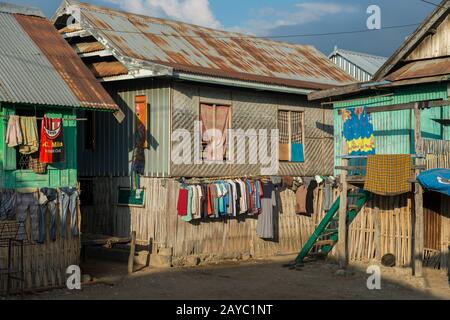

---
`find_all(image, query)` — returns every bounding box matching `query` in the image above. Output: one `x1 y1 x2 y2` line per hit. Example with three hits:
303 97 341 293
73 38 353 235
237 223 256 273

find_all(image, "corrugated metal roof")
386 57 450 81
59 0 354 90
0 2 118 110
329 47 387 76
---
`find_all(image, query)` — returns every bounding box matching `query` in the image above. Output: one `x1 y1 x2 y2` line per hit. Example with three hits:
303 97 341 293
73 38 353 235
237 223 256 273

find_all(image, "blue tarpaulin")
417 169 450 196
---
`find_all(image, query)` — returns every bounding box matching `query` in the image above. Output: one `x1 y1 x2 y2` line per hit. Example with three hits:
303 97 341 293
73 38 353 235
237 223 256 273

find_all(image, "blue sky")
11 0 438 57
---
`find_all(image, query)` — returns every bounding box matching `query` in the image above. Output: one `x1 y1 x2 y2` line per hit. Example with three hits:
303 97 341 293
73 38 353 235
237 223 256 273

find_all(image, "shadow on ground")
23 255 449 300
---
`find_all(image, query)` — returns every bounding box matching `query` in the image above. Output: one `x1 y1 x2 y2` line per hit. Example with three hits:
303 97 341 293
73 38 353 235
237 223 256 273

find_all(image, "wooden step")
348 193 366 198
314 240 336 247
348 204 361 211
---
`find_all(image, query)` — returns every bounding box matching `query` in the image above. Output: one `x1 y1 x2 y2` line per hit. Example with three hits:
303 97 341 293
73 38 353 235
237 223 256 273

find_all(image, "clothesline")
0 115 87 121
176 176 272 184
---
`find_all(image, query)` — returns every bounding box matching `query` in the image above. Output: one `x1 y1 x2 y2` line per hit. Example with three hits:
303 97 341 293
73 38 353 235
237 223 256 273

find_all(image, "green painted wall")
0 104 77 189
333 83 450 171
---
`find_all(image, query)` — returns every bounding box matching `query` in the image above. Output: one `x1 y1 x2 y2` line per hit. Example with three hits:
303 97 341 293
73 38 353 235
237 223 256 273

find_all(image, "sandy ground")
25 255 450 300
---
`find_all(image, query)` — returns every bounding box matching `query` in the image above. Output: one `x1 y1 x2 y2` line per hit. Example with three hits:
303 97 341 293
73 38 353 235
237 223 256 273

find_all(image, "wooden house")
308 0 450 276
53 1 355 264
0 2 118 293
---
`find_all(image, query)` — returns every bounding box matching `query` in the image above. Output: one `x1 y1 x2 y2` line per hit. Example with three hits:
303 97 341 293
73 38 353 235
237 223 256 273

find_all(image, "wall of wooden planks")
0 220 80 293
82 177 450 270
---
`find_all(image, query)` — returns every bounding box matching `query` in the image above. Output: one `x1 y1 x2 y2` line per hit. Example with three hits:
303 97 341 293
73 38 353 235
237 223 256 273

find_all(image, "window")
278 110 305 162
199 103 231 161
135 95 149 149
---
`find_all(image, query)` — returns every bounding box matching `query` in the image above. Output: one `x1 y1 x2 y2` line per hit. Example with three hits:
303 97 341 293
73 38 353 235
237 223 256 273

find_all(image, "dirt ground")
27 255 450 300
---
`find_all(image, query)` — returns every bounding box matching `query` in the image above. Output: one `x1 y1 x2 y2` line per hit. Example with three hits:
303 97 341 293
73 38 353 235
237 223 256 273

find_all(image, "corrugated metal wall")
333 83 449 172
330 55 372 82
77 78 170 177
171 82 334 177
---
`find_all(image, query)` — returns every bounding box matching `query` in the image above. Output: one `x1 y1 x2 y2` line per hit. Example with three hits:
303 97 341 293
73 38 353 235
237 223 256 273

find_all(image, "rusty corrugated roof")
73 41 105 54
386 57 450 81
60 1 354 90
14 12 118 110
88 61 129 78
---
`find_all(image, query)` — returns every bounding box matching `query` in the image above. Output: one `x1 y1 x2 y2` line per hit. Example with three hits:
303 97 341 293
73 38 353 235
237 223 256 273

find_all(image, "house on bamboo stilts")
52 1 355 265
307 0 450 275
0 2 119 293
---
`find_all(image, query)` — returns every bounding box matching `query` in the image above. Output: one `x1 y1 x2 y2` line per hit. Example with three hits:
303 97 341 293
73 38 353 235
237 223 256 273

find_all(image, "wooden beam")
374 205 381 262
413 103 424 278
128 231 137 274
336 99 449 115
337 143 349 269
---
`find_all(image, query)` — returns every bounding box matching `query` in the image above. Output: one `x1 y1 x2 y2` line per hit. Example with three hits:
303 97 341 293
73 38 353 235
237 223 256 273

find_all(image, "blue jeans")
0 190 17 221
16 192 39 241
38 188 58 243
59 188 79 238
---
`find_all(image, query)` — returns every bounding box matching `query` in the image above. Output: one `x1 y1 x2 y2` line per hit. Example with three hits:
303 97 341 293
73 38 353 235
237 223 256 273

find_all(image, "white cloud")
236 2 358 36
103 0 221 29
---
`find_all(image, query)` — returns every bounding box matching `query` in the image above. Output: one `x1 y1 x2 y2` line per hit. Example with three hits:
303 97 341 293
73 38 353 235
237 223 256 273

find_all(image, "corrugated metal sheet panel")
330 55 372 82
386 57 450 81
333 83 449 174
88 61 128 78
73 41 105 53
63 1 354 90
330 48 387 76
77 78 170 177
14 13 118 110
0 12 81 107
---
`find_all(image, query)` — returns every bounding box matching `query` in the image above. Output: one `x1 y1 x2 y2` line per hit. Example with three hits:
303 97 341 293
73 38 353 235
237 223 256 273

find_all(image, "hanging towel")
306 180 318 215
364 154 412 196
291 143 304 162
342 107 375 155
295 185 307 214
19 116 39 154
279 144 290 161
181 187 193 222
177 188 188 216
5 115 23 148
39 117 64 162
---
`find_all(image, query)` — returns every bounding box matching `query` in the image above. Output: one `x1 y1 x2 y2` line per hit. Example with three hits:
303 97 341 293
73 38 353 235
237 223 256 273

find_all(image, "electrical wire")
419 0 449 9
54 21 421 40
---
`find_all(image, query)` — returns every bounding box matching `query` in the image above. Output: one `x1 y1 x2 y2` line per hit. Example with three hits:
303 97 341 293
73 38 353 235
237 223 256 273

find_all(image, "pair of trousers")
0 190 17 221
59 187 79 238
38 188 58 243
16 192 39 241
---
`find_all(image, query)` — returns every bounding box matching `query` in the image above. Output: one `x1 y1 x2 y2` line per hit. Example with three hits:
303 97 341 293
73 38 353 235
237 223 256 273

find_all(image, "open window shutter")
135 95 148 149
278 110 290 161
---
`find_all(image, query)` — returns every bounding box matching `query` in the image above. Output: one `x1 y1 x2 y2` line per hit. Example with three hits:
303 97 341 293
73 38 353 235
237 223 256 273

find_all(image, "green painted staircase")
290 189 369 267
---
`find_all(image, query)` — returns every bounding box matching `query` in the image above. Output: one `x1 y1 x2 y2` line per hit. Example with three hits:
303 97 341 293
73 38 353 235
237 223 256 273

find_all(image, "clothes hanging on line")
364 154 412 196
0 187 79 244
256 181 277 239
19 116 39 155
5 115 23 148
177 178 271 222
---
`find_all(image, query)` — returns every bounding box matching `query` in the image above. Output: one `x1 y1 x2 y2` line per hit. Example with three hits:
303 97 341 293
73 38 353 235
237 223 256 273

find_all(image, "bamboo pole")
413 103 424 277
338 142 348 269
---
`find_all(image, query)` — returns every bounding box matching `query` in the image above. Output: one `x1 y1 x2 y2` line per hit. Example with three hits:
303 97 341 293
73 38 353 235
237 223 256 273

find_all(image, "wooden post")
128 231 136 274
413 103 424 277
338 142 348 269
374 205 381 262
